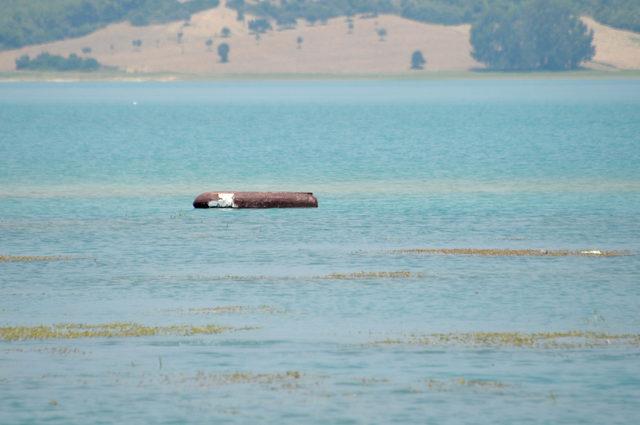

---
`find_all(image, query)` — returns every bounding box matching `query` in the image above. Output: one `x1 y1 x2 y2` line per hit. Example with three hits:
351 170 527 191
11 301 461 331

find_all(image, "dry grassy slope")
583 17 640 70
0 3 638 74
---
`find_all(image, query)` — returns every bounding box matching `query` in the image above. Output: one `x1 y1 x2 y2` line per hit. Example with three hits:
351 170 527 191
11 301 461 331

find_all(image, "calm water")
1 80 639 424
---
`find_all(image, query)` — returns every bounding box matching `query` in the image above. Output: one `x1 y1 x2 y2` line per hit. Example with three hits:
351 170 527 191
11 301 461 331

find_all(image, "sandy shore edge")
2 69 640 83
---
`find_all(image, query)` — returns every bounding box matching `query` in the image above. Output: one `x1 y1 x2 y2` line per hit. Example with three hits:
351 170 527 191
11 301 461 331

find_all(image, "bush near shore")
15 52 101 72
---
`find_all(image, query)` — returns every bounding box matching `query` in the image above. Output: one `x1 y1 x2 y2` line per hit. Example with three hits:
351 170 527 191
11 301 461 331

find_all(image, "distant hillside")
1 3 639 75
0 0 219 50
1 0 639 52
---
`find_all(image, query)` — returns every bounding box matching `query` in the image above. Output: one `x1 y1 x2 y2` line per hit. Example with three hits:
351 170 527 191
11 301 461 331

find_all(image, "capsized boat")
193 191 318 208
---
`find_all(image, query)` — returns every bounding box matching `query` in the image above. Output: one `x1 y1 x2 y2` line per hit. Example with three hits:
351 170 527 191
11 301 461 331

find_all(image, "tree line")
226 0 640 32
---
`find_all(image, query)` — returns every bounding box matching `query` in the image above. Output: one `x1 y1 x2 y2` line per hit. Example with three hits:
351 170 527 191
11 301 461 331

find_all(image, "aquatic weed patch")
316 271 422 280
372 331 640 349
182 305 284 315
425 377 509 392
183 274 276 282
388 248 627 257
152 371 304 389
178 271 421 282
3 346 90 355
0 255 76 263
0 323 240 341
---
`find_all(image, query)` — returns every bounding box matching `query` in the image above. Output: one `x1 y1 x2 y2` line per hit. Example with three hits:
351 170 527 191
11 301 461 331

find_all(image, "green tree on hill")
131 39 142 51
227 0 245 21
470 0 595 71
276 14 297 30
248 18 272 35
411 50 426 69
217 42 230 63
304 4 333 25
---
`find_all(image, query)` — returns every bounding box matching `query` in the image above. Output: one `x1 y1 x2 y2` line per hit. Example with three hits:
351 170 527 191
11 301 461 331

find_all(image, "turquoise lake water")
1 80 639 424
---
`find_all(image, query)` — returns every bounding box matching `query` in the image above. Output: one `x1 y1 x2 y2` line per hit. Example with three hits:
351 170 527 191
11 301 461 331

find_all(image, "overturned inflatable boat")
193 191 318 209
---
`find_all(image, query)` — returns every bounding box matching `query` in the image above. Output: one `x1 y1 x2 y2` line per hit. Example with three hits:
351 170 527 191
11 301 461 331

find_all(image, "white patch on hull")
208 192 236 208
580 250 602 255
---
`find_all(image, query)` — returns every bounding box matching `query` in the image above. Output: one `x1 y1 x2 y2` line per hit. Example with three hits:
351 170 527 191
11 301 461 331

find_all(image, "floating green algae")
0 322 239 341
0 255 75 263
372 331 640 349
388 248 626 257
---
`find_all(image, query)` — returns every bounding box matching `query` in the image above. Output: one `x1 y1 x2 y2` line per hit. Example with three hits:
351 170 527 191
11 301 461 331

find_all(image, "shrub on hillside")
248 18 272 34
217 43 230 63
411 50 426 69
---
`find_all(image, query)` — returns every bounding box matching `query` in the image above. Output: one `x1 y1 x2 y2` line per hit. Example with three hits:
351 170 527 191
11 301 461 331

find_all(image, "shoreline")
2 69 640 83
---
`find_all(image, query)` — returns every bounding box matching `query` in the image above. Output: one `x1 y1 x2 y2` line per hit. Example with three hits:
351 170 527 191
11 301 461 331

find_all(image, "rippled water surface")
1 80 640 424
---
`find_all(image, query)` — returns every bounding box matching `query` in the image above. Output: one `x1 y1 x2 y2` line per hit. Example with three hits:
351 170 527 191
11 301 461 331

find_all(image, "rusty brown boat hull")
193 192 318 209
